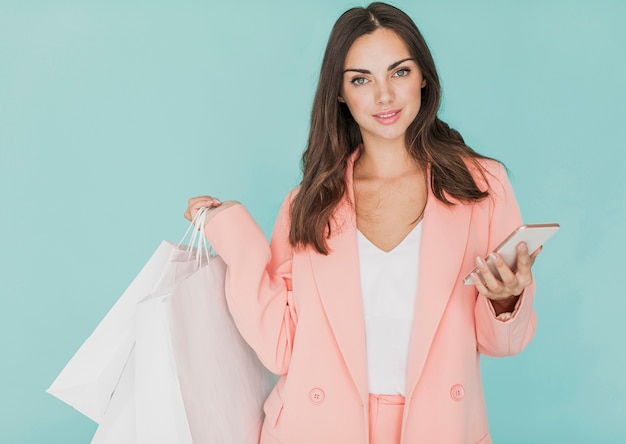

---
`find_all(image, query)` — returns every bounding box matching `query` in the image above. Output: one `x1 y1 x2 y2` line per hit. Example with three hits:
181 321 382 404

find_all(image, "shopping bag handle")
178 207 214 267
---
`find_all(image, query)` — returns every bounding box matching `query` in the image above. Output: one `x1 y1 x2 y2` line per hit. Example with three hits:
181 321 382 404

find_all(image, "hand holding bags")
48 208 273 443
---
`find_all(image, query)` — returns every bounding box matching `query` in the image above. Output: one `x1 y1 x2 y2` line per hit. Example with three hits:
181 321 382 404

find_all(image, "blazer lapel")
308 153 369 405
308 218 369 405
404 184 472 399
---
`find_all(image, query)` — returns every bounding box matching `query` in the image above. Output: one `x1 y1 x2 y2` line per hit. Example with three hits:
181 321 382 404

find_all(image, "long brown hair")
290 2 493 255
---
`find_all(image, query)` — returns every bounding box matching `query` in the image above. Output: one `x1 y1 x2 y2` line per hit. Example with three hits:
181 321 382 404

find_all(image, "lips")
373 109 402 124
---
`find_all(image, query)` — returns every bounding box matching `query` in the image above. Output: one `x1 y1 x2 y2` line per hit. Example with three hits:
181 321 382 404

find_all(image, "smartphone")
463 223 560 285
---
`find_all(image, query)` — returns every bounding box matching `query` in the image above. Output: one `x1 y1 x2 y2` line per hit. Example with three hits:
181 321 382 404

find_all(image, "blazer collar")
307 149 472 403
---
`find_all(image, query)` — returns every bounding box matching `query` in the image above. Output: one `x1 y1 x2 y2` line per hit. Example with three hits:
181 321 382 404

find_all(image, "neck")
356 139 421 179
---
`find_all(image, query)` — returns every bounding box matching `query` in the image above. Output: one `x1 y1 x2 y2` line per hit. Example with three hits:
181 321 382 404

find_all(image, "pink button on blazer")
204 154 536 444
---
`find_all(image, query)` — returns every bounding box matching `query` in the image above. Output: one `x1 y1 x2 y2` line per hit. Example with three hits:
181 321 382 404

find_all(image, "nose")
375 79 394 105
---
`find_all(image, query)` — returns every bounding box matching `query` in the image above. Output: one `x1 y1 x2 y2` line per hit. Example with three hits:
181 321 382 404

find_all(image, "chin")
379 128 410 141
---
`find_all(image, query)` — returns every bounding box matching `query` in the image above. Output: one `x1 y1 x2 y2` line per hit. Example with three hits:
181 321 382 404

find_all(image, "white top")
357 221 423 395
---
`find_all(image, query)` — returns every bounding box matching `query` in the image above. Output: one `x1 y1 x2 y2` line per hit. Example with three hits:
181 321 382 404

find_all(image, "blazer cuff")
493 296 523 322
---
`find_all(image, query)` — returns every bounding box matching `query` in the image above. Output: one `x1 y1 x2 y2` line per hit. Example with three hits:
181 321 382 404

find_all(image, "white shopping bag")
134 209 272 443
46 241 178 423
135 286 194 444
91 348 136 444
169 255 273 444
90 242 205 444
49 208 273 443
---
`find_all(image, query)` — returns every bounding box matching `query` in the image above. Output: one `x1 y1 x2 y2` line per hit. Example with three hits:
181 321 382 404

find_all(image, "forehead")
344 28 412 68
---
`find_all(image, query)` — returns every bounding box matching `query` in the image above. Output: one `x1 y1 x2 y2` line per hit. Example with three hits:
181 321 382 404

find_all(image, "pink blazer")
204 155 536 444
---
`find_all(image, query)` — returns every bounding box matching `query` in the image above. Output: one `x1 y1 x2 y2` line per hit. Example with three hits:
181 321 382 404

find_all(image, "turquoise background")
1 0 625 442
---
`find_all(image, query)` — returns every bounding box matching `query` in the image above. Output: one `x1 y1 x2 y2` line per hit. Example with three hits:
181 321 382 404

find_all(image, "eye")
351 77 368 86
393 68 411 77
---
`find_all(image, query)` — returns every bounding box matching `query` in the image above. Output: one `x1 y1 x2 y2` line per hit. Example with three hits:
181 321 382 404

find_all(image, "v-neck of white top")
356 220 423 395
356 219 423 255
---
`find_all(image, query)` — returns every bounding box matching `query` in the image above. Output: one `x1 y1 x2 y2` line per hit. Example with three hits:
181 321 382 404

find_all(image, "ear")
421 78 427 88
338 96 346 103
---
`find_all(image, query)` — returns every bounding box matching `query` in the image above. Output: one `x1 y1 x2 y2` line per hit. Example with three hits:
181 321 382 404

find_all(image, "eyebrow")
343 57 414 74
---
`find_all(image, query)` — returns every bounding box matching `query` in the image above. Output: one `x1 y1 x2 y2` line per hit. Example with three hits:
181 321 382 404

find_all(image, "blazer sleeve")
474 163 537 357
203 192 296 375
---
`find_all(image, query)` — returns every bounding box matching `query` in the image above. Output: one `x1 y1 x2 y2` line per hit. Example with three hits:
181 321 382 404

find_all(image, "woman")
185 3 538 443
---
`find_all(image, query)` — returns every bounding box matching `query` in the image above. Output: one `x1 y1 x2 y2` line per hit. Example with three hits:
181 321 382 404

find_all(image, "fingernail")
476 256 486 267
489 253 499 263
519 242 527 252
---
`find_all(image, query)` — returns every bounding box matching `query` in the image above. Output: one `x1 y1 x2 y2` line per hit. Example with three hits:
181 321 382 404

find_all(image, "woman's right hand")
184 196 239 224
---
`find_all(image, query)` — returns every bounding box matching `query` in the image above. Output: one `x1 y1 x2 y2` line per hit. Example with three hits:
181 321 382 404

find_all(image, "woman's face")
340 28 425 147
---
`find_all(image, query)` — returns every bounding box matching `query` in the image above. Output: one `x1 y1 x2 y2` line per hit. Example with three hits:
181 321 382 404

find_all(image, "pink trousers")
368 394 405 444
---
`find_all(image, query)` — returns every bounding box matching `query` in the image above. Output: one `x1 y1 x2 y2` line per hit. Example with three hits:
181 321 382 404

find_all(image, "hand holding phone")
463 223 560 285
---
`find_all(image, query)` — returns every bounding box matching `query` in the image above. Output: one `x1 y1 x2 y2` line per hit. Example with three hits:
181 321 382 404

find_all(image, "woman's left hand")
470 242 541 313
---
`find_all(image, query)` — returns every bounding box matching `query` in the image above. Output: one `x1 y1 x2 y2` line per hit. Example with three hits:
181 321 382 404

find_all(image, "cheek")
344 93 369 117
409 83 423 104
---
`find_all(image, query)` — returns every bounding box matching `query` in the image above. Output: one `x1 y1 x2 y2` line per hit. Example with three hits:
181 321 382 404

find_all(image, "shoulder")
274 186 301 226
280 186 301 211
465 157 509 194
476 157 505 175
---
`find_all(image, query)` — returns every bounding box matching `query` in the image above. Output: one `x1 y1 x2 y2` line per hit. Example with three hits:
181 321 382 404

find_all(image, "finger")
188 196 222 207
475 256 502 293
470 272 491 297
488 252 518 288
515 242 535 275
530 245 542 261
487 252 529 298
512 243 535 290
185 196 223 221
